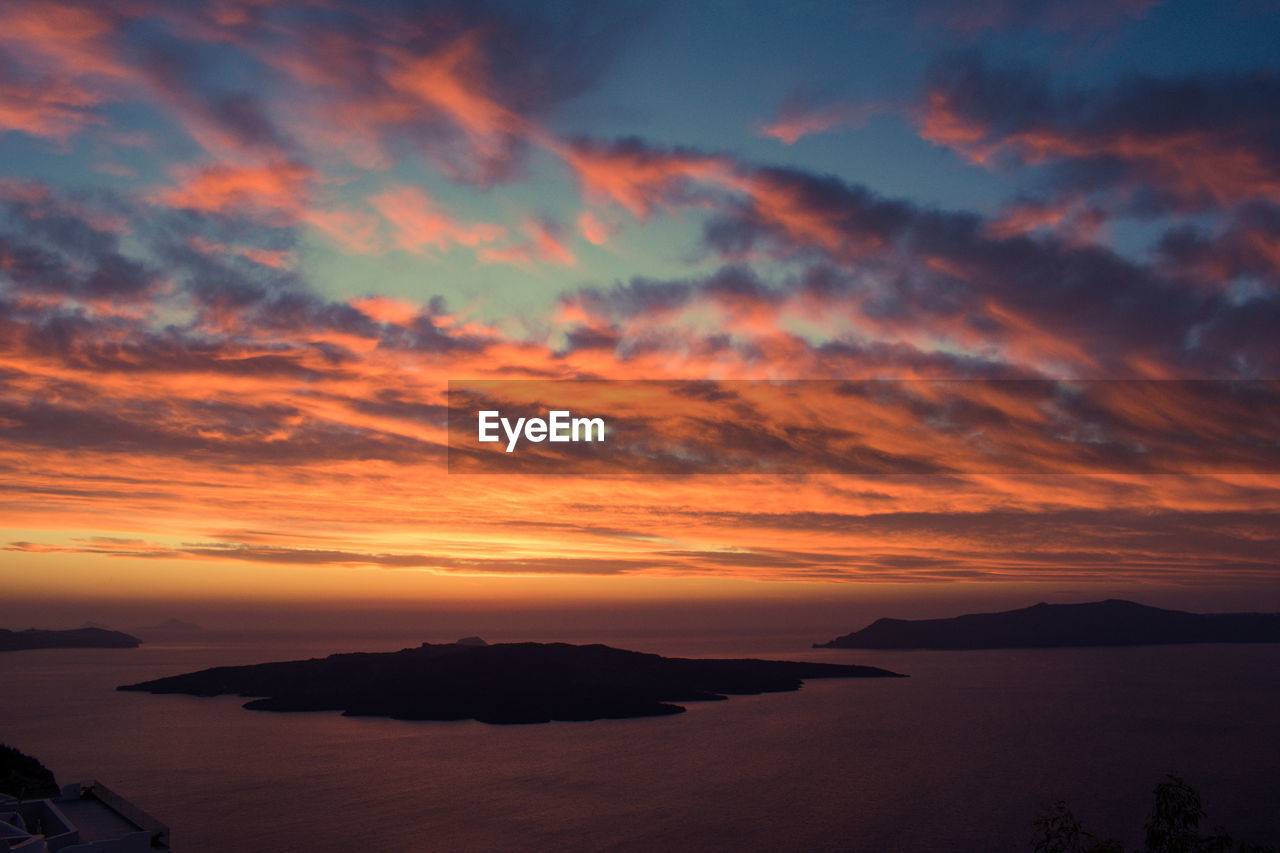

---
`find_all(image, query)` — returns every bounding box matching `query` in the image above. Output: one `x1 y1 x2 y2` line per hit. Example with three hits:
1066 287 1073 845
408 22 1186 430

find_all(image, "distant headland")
815 599 1280 650
119 640 905 724
0 627 141 652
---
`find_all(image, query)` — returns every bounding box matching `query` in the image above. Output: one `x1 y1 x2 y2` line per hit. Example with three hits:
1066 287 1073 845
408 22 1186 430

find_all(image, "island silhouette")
815 599 1280 650
0 627 141 652
118 640 904 724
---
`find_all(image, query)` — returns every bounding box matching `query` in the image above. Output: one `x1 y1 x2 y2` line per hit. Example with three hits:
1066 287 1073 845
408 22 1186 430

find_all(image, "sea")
4 630 1279 852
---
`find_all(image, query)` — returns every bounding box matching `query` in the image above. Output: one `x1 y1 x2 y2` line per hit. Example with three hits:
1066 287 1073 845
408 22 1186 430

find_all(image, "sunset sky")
3 0 1279 627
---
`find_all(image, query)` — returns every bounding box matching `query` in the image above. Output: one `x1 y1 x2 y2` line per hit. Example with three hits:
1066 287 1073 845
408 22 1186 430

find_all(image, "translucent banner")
446 380 1280 475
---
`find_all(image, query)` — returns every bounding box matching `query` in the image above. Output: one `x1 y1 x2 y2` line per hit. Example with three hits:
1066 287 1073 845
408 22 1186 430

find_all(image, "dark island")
1 744 59 798
815 599 1280 650
0 627 141 652
118 640 904 724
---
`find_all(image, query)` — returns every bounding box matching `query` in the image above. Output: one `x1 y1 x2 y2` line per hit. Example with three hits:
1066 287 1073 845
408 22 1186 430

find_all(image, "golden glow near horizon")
5 460 1280 604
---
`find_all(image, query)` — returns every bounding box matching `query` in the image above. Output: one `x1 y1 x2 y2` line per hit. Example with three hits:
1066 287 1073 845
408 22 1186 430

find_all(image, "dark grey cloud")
0 188 160 301
922 53 1280 213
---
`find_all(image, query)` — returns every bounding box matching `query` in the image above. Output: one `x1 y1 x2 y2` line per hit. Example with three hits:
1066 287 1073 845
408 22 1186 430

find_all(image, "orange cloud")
760 102 880 145
349 296 422 326
577 210 615 245
0 76 102 140
264 23 549 181
0 2 139 140
0 2 132 81
985 196 1107 243
559 139 734 218
187 236 294 269
370 187 504 253
153 160 314 221
479 219 575 267
382 34 526 161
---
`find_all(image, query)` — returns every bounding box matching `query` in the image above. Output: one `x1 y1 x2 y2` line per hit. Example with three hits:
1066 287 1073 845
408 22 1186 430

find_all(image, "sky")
2 0 1279 629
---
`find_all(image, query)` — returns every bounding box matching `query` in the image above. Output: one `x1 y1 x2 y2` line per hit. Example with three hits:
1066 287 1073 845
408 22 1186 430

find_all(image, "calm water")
3 631 1278 852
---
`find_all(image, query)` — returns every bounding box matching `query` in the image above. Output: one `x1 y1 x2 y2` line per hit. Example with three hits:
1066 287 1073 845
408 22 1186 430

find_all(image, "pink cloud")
187 236 294 269
152 160 314 221
558 139 734 218
369 187 504 253
760 102 881 145
577 210 615 245
479 219 575 267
